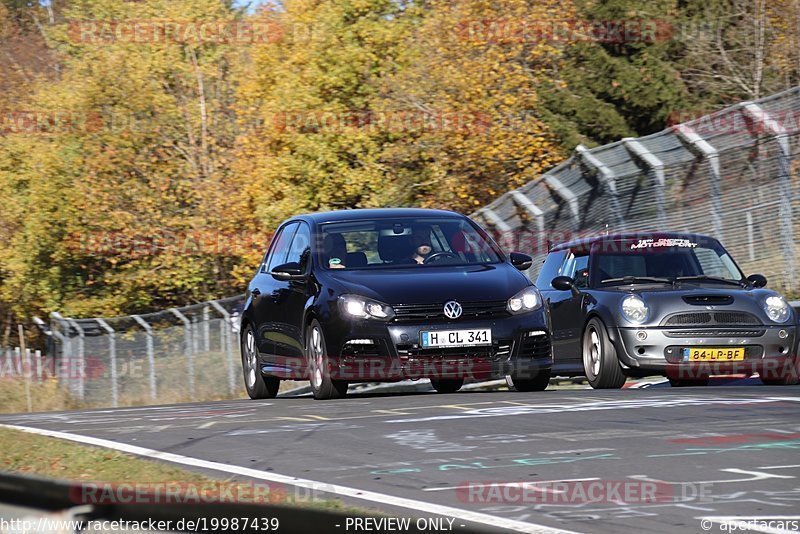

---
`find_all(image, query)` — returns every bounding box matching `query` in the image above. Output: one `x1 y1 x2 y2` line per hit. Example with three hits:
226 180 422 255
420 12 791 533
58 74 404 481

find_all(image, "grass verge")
0 427 358 512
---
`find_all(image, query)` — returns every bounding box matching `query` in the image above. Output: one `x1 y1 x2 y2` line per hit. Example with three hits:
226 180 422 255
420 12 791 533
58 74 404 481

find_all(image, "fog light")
527 330 547 337
636 331 647 341
348 339 374 345
778 329 788 339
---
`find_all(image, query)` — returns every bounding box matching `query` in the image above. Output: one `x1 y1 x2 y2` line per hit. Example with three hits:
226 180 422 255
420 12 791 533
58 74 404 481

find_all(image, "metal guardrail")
0 471 493 534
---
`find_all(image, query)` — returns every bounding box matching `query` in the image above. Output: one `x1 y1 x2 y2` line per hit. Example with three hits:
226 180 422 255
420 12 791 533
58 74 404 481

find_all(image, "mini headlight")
621 294 648 324
507 287 542 314
763 295 791 323
339 295 395 321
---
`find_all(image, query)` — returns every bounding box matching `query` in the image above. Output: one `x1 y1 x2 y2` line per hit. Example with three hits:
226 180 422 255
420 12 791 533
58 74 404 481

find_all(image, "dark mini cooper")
537 233 798 388
241 208 553 399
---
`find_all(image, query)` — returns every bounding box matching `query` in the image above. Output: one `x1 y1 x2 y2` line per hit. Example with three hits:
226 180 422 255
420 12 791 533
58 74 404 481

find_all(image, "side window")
535 250 567 288
285 223 311 272
265 223 298 272
561 251 590 288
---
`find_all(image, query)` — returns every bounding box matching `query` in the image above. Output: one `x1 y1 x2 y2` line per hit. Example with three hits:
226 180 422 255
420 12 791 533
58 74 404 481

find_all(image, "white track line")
1 424 579 534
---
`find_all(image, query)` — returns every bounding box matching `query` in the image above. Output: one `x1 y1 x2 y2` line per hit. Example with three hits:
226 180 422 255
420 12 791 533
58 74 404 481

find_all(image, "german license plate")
682 347 745 361
421 329 492 348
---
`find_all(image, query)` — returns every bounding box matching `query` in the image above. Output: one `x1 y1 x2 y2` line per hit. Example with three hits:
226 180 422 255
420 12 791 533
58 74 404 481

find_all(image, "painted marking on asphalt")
757 465 800 470
630 468 795 485
305 415 331 421
198 421 216 429
423 478 601 492
383 396 800 423
0 424 580 534
440 405 474 411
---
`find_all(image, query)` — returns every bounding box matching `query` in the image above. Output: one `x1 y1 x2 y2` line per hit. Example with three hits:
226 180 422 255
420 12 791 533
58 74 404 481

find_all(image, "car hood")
324 264 529 305
595 284 792 326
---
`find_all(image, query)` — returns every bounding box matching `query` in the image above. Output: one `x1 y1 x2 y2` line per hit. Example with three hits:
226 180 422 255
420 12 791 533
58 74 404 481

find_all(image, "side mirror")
271 262 305 280
509 252 533 271
747 274 767 288
552 275 579 294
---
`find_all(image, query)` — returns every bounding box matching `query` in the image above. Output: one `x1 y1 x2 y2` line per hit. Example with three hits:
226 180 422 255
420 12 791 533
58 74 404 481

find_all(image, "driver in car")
323 233 348 269
409 227 433 264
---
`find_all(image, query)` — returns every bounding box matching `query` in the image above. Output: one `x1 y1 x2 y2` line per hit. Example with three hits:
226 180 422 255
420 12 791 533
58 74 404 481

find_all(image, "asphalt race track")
2 387 800 534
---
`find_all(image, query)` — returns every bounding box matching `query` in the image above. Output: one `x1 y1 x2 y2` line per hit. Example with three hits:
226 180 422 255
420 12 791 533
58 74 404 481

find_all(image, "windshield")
318 217 502 269
591 236 745 286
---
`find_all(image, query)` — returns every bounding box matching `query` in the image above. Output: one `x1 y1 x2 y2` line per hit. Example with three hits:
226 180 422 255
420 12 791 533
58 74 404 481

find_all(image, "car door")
271 222 313 368
251 222 298 358
538 249 589 367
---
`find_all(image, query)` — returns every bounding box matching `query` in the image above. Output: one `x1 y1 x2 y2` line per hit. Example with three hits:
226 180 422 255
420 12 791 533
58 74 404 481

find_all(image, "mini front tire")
582 318 626 389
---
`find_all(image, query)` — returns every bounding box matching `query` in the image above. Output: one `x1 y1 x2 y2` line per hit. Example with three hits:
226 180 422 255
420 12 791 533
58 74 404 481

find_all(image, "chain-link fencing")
35 296 244 408
472 87 800 295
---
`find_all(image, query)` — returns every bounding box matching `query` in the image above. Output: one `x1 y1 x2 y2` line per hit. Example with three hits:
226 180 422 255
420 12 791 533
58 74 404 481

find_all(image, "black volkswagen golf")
241 208 552 399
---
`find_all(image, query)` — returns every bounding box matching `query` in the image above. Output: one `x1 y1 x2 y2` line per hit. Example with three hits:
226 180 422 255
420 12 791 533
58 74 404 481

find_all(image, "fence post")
674 125 723 240
170 309 195 401
96 318 118 408
209 300 236 395
18 325 31 412
203 305 210 353
622 138 668 228
50 312 71 393
543 174 581 230
576 144 625 230
132 315 157 400
32 316 53 375
66 318 85 402
741 103 796 292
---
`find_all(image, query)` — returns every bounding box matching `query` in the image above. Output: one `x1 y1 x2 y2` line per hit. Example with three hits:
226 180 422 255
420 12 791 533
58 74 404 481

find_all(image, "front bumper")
324 312 553 382
611 325 798 378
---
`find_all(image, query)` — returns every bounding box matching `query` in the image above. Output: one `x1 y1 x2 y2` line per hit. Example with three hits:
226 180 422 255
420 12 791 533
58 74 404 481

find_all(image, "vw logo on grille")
443 300 463 319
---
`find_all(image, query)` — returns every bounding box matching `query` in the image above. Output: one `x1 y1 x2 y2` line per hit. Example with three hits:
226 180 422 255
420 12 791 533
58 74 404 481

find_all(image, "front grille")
664 329 766 338
392 301 508 322
683 295 734 306
517 333 551 359
713 312 760 324
664 313 711 325
396 342 511 361
662 311 761 327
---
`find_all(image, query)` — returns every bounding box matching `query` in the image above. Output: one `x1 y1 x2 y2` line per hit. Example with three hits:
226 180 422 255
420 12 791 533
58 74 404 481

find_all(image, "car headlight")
621 294 648 324
339 294 395 321
763 295 791 323
507 287 542 314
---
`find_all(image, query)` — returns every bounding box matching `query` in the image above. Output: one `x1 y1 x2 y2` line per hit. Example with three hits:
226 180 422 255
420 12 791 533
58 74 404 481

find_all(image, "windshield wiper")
601 276 673 285
675 275 746 287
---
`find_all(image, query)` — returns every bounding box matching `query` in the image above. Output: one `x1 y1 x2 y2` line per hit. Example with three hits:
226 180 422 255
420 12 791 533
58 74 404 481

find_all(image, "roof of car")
290 208 466 225
549 232 717 252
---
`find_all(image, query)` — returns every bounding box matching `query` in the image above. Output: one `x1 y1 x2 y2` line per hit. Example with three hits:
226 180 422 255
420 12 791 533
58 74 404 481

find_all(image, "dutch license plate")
682 347 745 361
421 329 492 348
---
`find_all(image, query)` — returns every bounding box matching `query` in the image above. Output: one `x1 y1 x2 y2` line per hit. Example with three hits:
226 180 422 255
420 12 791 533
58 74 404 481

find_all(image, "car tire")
669 378 709 387
430 378 463 393
582 318 626 389
306 320 348 400
241 323 280 399
506 368 551 392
